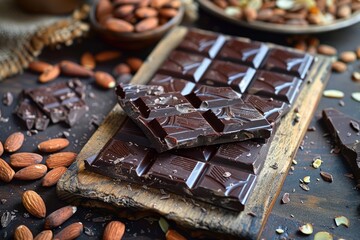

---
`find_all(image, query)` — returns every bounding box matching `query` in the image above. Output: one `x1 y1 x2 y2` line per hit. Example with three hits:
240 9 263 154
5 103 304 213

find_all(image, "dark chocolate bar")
322 108 360 188
116 84 272 152
85 118 270 211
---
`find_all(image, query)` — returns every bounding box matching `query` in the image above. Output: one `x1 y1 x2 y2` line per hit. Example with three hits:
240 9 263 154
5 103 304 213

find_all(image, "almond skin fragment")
54 222 83 240
135 17 159 32
14 164 48 181
60 60 94 78
39 65 60 83
95 71 116 89
95 51 122 62
103 221 125 240
34 230 53 240
10 152 43 168
42 167 67 187
0 158 15 182
38 138 70 153
4 132 25 153
28 61 52 73
166 229 187 240
81 52 96 70
14 225 33 240
22 190 46 218
44 205 77 229
46 152 77 168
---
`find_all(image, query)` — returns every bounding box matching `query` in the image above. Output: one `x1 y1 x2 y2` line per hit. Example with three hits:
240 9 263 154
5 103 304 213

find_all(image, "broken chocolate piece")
322 108 360 188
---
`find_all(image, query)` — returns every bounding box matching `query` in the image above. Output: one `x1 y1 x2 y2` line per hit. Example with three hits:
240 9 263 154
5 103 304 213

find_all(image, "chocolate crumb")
339 100 345 106
281 193 290 204
307 126 316 131
84 227 95 236
350 120 360 132
247 212 257 217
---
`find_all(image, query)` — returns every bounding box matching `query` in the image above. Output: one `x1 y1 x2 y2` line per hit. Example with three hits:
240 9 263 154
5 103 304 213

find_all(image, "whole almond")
34 230 53 240
95 71 116 89
14 164 47 180
159 8 178 18
81 52 96 70
44 206 77 229
4 132 24 153
103 221 125 240
337 5 351 18
0 158 15 182
10 152 43 168
135 7 158 18
126 57 143 72
340 51 357 63
135 17 159 32
54 222 83 240
14 225 33 240
60 60 94 78
28 61 52 73
165 0 181 8
332 61 347 73
244 7 257 22
113 63 131 76
166 229 186 240
22 190 46 218
46 152 77 168
42 167 67 187
114 5 135 18
95 51 122 62
317 44 337 55
38 138 70 153
356 46 360 58
151 0 170 8
0 140 3 156
39 65 60 83
96 0 113 24
105 18 135 33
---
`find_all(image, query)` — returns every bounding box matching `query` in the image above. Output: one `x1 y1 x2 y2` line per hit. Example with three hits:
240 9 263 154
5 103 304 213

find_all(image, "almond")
95 71 116 89
340 51 357 63
39 65 60 83
135 7 158 18
166 229 186 240
126 57 143 72
54 222 83 240
80 52 96 70
332 61 347 73
114 5 135 18
159 8 178 18
42 167 67 187
113 63 131 76
105 18 135 33
96 0 113 24
60 60 94 78
317 44 337 55
14 225 33 240
34 230 53 240
46 152 77 168
0 158 15 182
14 164 47 180
28 61 52 73
10 152 43 168
38 138 70 153
95 51 122 62
44 206 77 229
103 221 125 240
356 46 360 58
22 190 46 218
151 0 170 8
135 17 159 32
0 140 3 156
4 132 24 153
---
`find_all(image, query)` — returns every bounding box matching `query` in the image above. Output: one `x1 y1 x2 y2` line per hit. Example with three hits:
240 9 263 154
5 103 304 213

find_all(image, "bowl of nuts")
90 0 184 49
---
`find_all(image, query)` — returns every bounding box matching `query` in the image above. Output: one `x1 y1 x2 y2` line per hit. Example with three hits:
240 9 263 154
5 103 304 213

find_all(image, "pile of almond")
96 0 181 33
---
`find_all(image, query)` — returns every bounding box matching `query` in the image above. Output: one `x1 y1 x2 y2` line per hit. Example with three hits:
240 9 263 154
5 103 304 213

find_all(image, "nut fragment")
323 90 344 99
10 152 43 168
352 72 360 82
0 158 15 182
53 222 83 240
22 190 46 218
334 216 350 227
320 171 333 183
46 152 77 168
42 167 67 187
14 225 33 240
339 51 356 63
275 228 284 234
303 176 311 184
103 221 125 240
39 65 60 83
34 230 53 240
44 206 77 229
38 138 69 153
314 231 333 240
331 61 347 73
299 183 309 191
312 158 322 169
351 92 360 102
281 192 290 204
4 132 25 152
299 223 313 235
14 164 47 181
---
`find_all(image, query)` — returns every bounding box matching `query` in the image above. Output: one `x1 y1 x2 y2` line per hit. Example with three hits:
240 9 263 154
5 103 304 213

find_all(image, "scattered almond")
103 221 125 240
351 92 360 102
38 138 70 153
320 171 333 182
34 230 53 240
81 52 96 70
331 61 347 73
0 141 3 156
303 176 311 184
281 192 290 204
113 63 131 76
39 65 60 83
53 222 83 240
317 44 337 56
334 215 350 227
44 206 77 229
95 71 116 89
126 57 143 72
323 89 344 99
0 158 15 182
60 60 94 78
312 158 322 169
14 225 33 240
299 223 313 235
135 17 159 32
95 51 122 62
10 152 43 168
14 164 47 181
22 190 46 218
28 61 52 73
314 231 333 240
352 71 360 82
339 51 356 63
42 167 67 187
46 152 77 168
105 18 135 32
4 132 24 152
165 229 187 240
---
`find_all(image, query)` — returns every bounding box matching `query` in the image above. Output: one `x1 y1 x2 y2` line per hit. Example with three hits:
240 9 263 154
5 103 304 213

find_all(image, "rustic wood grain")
57 26 332 239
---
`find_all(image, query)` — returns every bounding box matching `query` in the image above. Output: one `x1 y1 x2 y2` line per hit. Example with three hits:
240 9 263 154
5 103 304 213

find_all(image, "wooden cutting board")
57 26 332 239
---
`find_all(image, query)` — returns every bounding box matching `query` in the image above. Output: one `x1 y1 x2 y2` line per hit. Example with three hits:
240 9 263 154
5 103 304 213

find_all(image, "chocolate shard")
116 84 272 152
322 108 360 188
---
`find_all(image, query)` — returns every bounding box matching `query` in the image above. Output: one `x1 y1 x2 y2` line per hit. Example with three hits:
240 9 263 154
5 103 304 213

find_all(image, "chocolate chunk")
2 92 13 106
247 70 302 104
117 84 272 152
148 74 196 95
322 108 360 188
